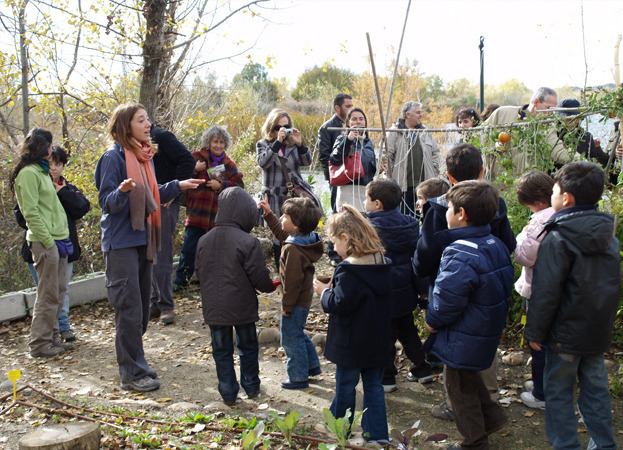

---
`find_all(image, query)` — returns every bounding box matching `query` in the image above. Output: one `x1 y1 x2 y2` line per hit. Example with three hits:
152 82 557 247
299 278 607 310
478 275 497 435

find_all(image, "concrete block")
0 291 27 322
23 289 37 317
68 272 107 306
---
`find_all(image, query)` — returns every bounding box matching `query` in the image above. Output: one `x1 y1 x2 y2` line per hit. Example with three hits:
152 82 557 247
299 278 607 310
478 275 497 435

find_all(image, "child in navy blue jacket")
364 179 432 392
425 181 514 449
313 204 392 443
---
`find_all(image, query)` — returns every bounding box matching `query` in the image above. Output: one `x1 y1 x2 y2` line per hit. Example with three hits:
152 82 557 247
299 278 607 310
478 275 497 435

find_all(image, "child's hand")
529 341 542 351
425 322 438 333
282 309 290 317
258 194 272 214
313 278 331 295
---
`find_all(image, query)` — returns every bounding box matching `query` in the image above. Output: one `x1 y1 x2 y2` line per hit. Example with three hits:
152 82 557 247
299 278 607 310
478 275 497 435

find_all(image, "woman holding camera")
330 107 378 211
257 108 317 268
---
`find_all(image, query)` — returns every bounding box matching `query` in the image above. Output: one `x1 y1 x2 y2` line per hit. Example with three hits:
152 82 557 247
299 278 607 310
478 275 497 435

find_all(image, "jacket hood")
367 209 419 253
215 187 257 232
338 260 392 297
546 210 615 255
285 233 324 264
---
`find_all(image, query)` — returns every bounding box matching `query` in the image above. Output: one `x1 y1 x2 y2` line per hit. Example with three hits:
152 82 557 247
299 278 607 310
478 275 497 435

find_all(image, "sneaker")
382 384 397 393
406 371 433 384
147 368 157 379
60 330 76 342
121 376 160 392
309 367 322 377
431 401 455 421
160 310 175 325
524 380 534 392
30 344 65 358
280 379 309 389
520 391 545 410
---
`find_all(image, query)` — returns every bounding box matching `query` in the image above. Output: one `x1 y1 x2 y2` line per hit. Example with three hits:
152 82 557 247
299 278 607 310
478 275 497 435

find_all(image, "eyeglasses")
273 124 292 132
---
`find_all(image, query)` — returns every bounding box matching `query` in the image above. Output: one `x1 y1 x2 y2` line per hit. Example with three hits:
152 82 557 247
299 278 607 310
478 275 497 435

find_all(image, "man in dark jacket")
525 162 620 449
150 124 196 324
318 93 353 213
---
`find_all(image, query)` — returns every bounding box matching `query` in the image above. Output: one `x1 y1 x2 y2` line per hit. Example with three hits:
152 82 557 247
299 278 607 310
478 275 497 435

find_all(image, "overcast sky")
211 0 623 90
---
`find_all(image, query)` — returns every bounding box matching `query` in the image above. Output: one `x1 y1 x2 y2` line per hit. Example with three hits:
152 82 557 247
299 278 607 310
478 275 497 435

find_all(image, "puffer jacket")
425 225 514 371
196 187 274 326
367 208 420 317
413 193 516 282
524 208 621 355
514 206 555 299
321 255 393 368
330 134 377 186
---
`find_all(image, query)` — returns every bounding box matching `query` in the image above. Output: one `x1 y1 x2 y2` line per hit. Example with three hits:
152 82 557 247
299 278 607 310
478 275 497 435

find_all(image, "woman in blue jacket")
95 102 202 393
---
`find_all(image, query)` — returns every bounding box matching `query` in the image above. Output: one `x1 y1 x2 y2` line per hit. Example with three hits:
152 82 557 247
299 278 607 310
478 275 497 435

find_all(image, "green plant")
130 432 161 447
269 410 301 447
320 407 365 449
241 421 265 450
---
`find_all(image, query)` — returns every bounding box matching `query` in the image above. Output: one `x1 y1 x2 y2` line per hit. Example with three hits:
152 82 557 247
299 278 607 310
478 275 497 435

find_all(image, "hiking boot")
30 344 65 358
54 340 76 351
149 307 161 320
281 379 309 390
431 401 455 421
520 391 546 410
60 330 76 342
160 310 175 325
382 384 398 393
147 368 157 379
247 390 260 399
121 376 160 392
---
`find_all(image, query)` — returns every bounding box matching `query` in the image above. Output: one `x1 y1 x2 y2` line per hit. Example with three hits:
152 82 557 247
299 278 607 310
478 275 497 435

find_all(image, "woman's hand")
277 127 287 143
347 129 359 141
258 194 272 214
195 160 207 173
53 180 65 193
205 179 222 191
179 178 205 191
119 178 136 193
291 128 302 146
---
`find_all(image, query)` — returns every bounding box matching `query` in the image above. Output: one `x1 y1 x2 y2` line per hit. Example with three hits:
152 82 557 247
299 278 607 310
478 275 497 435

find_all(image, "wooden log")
18 422 100 450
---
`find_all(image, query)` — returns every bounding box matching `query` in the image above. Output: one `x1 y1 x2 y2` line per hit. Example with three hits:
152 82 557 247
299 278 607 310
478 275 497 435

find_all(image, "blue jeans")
331 366 388 441
210 323 260 403
29 261 73 333
175 225 205 287
544 348 615 449
280 305 320 382
529 342 546 401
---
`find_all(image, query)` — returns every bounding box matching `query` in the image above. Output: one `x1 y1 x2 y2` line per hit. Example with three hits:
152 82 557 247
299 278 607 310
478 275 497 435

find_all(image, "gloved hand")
55 239 74 258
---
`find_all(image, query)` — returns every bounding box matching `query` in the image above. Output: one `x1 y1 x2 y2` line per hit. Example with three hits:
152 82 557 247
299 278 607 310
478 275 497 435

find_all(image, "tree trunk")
139 0 168 121
19 1 30 135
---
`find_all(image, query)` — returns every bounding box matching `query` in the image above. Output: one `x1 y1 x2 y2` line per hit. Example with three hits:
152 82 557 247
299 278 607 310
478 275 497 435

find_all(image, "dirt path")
1 283 623 449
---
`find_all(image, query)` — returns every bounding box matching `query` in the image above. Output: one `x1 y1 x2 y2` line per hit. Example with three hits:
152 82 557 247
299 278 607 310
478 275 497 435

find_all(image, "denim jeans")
529 341 547 401
280 305 320 382
544 348 615 449
331 365 388 441
210 323 260 403
175 225 205 287
29 261 73 333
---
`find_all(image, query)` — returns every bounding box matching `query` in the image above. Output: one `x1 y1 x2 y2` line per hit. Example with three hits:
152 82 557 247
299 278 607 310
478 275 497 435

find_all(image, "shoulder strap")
278 156 295 193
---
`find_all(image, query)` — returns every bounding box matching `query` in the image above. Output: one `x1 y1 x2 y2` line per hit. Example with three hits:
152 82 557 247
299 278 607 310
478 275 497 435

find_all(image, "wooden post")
384 0 411 128
366 32 391 179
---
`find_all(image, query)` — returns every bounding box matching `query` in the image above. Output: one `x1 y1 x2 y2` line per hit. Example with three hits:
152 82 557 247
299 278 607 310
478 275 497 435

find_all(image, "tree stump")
18 422 100 450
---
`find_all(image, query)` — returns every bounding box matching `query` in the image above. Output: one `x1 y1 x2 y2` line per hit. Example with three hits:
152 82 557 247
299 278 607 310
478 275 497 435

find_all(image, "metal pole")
479 36 485 113
366 32 390 178
384 0 411 127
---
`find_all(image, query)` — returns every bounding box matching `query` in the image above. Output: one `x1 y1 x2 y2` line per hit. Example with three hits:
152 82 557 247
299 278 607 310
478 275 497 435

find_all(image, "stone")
311 333 326 350
501 351 524 366
18 422 100 450
258 327 280 345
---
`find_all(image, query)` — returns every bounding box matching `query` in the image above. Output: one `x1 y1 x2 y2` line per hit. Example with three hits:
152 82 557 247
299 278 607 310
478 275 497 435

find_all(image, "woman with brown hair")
95 102 202 392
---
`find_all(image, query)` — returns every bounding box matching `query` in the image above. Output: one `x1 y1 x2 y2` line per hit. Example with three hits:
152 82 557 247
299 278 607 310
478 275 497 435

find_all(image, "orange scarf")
124 138 161 262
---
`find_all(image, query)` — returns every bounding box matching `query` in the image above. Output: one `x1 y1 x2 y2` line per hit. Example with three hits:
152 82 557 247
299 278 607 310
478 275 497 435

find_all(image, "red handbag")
329 151 365 186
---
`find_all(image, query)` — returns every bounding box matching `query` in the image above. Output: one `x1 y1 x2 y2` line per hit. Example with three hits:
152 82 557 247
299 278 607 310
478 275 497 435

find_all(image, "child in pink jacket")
514 170 555 410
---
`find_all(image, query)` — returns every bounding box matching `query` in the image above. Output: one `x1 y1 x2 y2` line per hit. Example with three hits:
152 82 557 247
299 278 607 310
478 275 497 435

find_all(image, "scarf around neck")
124 138 161 262
199 148 226 167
